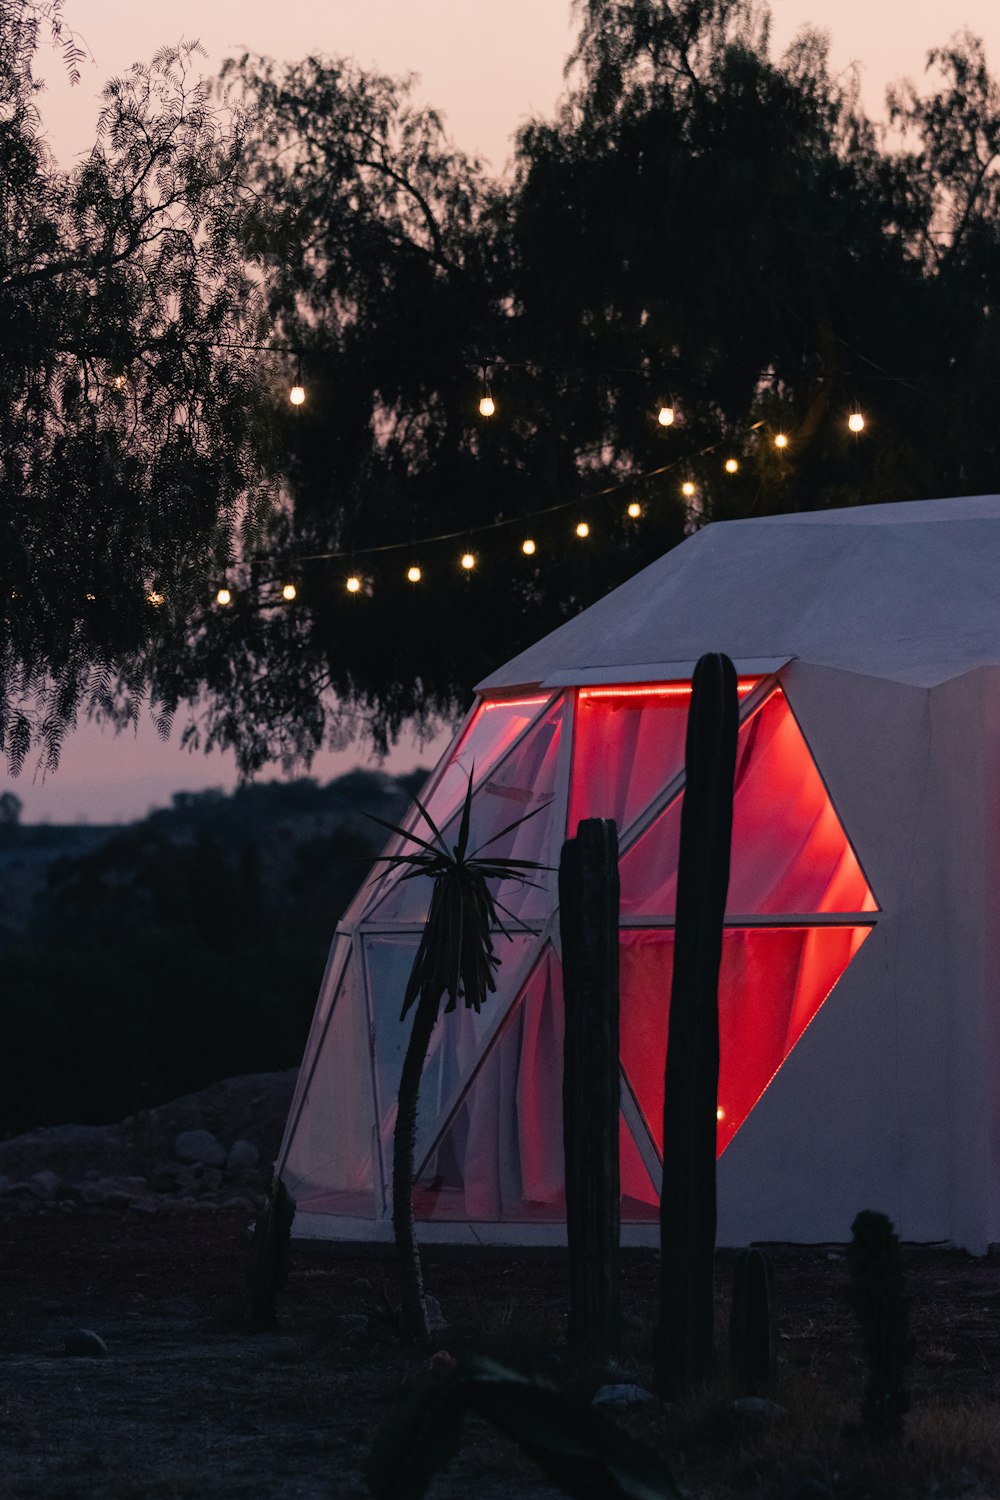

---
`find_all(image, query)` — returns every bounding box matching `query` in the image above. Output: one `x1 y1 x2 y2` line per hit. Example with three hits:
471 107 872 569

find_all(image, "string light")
346 575 361 593
110 373 128 391
681 481 696 498
575 521 590 538
216 587 232 606
774 432 789 449
281 582 297 601
460 552 476 570
627 501 642 518
657 404 675 427
521 538 536 555
716 1106 726 1121
724 457 739 473
146 590 164 606
848 410 865 433
289 383 305 406
479 363 496 418
407 565 422 583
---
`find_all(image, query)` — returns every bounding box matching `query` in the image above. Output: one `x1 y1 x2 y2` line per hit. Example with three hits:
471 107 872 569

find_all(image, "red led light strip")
578 679 760 701
483 695 551 709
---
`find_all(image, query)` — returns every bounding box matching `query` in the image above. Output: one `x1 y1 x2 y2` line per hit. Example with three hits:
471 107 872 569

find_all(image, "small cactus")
249 1176 296 1329
730 1246 777 1396
846 1210 913 1440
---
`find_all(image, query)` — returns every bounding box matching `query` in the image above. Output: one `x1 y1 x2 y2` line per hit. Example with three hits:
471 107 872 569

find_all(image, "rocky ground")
0 1071 296 1221
1 1079 1000 1499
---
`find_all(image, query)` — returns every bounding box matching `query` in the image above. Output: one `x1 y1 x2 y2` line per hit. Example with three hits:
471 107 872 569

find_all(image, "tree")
0 790 21 825
8 6 1000 778
0 5 277 777
371 781 545 1345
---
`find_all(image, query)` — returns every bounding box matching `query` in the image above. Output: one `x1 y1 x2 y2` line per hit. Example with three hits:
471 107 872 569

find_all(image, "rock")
128 1197 159 1215
226 1139 259 1171
28 1170 62 1201
221 1196 256 1213
101 1190 134 1210
61 1329 108 1358
173 1129 226 1167
592 1383 655 1407
731 1396 787 1422
0 1123 129 1185
199 1166 223 1191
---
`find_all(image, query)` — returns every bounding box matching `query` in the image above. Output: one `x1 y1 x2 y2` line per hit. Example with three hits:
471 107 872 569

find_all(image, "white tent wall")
718 662 1000 1251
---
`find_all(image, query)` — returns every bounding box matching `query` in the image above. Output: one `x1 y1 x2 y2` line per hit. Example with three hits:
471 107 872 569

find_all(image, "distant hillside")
0 767 429 1135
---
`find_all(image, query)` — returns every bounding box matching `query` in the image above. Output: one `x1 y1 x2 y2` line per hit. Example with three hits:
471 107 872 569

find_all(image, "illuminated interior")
282 674 877 1227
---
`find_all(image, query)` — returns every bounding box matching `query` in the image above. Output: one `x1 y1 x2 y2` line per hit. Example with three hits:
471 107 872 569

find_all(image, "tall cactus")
655 652 738 1396
847 1210 913 1440
559 817 621 1356
730 1247 777 1396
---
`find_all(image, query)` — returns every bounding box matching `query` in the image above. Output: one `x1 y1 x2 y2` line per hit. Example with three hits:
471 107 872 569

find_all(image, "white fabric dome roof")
478 494 1000 693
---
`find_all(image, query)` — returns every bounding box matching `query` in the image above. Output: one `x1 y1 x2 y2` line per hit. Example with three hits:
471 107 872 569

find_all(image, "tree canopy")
5 0 1000 775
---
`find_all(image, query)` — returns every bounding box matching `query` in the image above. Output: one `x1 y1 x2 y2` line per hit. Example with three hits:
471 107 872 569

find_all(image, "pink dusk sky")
7 0 997 823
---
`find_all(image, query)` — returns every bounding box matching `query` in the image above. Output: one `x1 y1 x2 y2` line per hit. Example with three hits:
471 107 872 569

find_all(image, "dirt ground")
2 1211 999 1499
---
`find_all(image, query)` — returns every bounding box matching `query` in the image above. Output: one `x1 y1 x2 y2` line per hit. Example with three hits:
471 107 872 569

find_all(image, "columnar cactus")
847 1210 913 1439
655 652 738 1395
730 1246 777 1395
559 817 621 1355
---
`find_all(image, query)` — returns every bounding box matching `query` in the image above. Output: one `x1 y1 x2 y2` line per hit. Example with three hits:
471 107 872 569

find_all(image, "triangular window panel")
619 925 871 1159
413 947 667 1222
368 699 563 925
363 932 535 1198
568 686 692 839
568 680 760 842
619 689 877 918
359 695 553 921
282 946 377 1217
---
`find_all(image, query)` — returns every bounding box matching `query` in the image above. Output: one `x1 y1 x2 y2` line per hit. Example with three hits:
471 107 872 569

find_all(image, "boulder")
226 1139 259 1171
28 1171 62 1201
173 1129 226 1167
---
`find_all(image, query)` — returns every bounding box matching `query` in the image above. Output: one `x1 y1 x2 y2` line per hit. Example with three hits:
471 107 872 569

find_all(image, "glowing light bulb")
576 521 590 538
146 590 164 606
521 538 536 556
407 565 422 583
281 582 297 601
216 587 232 606
724 457 739 474
478 394 496 418
848 411 865 433
657 404 675 427
716 1106 725 1122
289 384 305 406
85 592 96 602
346 575 361 594
681 481 696 498
110 373 127 391
627 501 641 518
460 552 476 570
774 432 789 449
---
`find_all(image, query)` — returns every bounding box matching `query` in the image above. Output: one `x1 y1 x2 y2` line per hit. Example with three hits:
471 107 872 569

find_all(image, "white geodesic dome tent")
280 494 1000 1253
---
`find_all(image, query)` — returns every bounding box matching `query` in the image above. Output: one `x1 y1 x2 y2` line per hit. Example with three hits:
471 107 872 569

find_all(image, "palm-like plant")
370 774 548 1345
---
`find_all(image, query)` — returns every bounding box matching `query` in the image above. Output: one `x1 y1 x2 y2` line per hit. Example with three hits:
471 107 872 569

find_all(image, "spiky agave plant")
369 773 549 1346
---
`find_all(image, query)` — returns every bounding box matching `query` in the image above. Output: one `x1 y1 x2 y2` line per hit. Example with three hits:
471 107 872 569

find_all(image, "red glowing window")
619 925 871 1158
569 680 759 838
619 688 877 918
